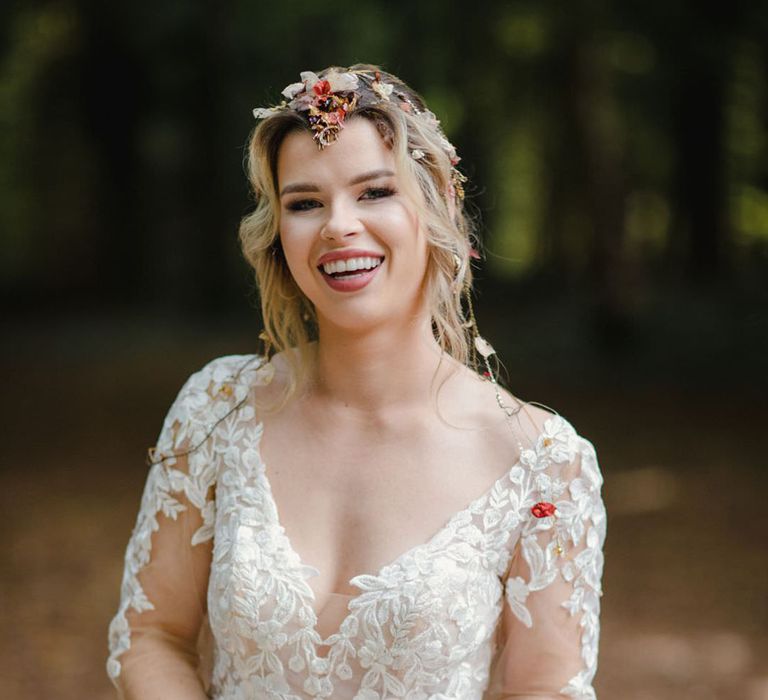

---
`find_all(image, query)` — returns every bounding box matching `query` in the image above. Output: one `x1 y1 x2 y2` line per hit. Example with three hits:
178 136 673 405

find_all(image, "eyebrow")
279 169 396 197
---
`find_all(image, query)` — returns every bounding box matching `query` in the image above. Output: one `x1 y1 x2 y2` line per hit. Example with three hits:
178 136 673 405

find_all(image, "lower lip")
319 263 382 292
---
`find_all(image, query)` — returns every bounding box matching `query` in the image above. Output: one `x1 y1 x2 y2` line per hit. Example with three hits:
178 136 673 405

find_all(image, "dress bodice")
107 354 607 699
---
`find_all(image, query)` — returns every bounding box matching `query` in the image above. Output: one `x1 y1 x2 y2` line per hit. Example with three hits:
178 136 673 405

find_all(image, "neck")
307 314 456 417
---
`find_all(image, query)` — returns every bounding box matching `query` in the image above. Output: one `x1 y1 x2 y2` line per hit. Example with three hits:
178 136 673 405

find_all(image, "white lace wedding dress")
107 354 606 699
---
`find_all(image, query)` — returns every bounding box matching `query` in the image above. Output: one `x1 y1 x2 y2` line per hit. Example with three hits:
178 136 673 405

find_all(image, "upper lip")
316 248 385 266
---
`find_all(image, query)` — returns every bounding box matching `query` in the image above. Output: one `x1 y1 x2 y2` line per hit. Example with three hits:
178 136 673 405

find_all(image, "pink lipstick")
317 249 385 293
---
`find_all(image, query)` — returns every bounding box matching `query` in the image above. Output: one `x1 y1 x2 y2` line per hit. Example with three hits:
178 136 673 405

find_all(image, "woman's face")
276 117 429 333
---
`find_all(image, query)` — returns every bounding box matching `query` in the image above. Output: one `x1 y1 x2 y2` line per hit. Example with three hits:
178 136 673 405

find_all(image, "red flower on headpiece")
313 80 332 96
531 502 556 518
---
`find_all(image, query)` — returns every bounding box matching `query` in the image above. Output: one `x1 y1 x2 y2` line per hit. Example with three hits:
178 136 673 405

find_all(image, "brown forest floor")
1 319 767 700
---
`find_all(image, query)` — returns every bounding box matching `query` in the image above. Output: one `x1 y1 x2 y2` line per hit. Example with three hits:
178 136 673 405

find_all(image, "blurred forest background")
1 1 767 699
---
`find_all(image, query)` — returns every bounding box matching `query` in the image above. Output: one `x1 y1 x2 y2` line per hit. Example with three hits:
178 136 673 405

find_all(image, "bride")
107 64 606 699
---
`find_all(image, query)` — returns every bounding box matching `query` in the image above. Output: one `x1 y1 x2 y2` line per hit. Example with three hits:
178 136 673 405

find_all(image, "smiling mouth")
318 256 384 278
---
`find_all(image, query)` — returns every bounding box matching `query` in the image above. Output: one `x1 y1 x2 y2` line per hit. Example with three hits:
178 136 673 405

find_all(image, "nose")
320 198 363 241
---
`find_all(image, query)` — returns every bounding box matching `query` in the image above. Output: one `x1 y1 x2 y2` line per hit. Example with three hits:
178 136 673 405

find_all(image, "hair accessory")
253 70 361 147
460 286 524 422
371 74 394 101
252 67 466 202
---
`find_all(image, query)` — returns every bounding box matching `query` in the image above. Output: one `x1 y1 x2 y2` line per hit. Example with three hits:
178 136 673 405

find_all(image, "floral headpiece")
252 68 467 201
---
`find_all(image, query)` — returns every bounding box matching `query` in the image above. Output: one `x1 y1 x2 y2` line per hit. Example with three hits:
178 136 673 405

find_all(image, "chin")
316 300 419 335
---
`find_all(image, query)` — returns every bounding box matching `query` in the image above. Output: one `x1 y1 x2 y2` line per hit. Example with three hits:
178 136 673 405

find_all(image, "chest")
256 409 515 600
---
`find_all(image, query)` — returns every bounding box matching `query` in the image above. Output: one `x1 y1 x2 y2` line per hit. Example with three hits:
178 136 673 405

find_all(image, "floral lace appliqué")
107 355 606 700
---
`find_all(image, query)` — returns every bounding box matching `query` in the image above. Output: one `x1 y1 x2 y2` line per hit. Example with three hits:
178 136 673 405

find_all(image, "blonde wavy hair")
239 64 480 400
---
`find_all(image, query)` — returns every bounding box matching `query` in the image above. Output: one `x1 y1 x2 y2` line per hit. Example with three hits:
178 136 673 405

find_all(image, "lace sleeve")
486 417 607 700
106 362 227 697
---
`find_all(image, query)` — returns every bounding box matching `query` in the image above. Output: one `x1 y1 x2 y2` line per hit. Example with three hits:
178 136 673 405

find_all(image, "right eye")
286 199 322 212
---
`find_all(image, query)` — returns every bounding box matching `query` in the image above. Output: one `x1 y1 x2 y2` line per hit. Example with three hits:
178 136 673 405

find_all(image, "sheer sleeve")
486 417 607 700
106 364 223 699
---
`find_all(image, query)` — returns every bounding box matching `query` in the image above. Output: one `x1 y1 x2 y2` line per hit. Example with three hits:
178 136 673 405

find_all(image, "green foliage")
1 0 767 309
0 4 80 284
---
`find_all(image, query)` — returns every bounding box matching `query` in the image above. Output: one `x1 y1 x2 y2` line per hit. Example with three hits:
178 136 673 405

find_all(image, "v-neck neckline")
247 419 526 646
235 354 537 664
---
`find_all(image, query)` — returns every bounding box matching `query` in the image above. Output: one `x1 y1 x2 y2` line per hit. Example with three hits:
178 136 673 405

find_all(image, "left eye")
286 199 321 212
361 187 396 200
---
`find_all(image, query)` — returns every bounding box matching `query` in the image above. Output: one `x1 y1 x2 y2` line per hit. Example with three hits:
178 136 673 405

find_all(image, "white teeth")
321 256 383 275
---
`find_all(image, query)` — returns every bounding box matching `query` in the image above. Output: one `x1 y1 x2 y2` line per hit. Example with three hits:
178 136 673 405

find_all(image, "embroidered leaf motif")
504 576 533 628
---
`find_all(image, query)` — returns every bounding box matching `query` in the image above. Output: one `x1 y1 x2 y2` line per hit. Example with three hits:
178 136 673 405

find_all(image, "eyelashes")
286 199 321 212
361 186 397 200
285 186 397 212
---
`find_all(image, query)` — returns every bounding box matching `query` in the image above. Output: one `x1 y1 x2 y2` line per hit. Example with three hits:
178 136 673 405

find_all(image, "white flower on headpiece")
281 81 306 100
290 93 314 111
299 71 321 88
325 70 360 93
440 136 460 164
372 80 394 101
253 106 284 119
411 149 425 160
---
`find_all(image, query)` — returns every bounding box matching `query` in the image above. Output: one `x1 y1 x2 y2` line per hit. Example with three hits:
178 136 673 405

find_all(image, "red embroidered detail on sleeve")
531 501 556 518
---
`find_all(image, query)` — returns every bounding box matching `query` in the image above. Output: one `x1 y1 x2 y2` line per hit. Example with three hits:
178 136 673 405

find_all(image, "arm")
486 418 607 700
107 370 218 699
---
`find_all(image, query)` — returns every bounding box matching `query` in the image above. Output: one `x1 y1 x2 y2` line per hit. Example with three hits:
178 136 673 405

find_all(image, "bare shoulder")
502 386 559 439
442 363 558 450
250 346 309 417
